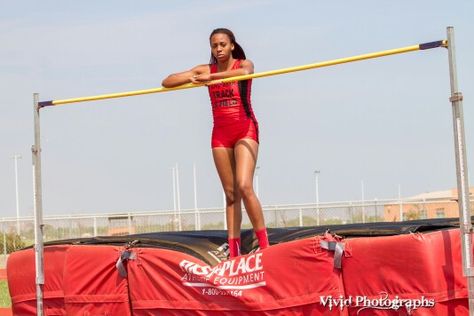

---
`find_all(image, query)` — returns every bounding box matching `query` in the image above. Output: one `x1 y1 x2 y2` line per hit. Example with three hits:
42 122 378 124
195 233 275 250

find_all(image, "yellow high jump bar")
38 40 447 107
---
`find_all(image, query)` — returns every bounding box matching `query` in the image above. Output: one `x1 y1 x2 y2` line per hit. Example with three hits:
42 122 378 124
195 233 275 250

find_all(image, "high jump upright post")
32 92 44 316
447 26 474 314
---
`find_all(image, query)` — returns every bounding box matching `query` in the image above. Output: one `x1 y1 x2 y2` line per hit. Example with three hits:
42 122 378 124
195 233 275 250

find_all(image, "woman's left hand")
191 73 212 84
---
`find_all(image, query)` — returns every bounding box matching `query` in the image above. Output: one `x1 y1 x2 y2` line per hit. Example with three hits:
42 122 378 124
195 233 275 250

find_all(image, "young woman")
162 28 269 258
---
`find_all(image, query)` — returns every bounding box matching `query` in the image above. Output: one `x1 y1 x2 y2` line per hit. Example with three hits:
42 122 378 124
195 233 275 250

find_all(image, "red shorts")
211 119 259 148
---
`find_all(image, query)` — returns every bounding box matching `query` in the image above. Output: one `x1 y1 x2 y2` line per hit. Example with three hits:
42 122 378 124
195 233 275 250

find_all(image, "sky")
0 1 473 218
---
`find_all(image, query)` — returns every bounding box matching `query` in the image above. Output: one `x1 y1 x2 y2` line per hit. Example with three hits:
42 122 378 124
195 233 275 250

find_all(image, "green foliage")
322 218 344 225
201 222 225 230
1 233 25 254
241 223 253 229
0 280 11 308
405 208 421 221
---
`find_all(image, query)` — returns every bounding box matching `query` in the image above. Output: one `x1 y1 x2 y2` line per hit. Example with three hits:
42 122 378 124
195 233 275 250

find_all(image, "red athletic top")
208 60 256 127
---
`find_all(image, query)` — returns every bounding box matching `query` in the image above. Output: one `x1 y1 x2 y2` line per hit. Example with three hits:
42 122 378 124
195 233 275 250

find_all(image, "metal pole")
13 154 22 235
447 26 474 314
32 93 44 316
127 213 132 235
314 170 320 225
361 180 366 223
93 216 98 237
193 164 198 210
172 167 177 230
175 163 182 231
374 198 378 222
349 202 353 223
398 184 403 222
422 196 427 219
193 163 200 230
298 208 303 227
2 221 6 260
69 215 73 239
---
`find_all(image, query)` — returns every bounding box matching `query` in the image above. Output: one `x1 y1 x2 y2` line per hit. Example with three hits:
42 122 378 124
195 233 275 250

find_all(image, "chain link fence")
2 197 473 269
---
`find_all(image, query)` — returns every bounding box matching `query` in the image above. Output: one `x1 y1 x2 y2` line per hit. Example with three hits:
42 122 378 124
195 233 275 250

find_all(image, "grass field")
0 280 11 308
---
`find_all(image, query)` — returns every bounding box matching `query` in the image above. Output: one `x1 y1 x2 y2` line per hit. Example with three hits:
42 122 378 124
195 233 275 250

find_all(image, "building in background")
384 188 474 222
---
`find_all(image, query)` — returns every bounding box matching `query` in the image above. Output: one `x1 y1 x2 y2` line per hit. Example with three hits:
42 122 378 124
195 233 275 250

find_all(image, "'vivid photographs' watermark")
320 292 435 314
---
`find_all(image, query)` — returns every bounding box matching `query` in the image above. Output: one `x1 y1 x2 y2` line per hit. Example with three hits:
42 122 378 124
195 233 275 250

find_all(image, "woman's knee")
237 181 254 199
224 188 238 205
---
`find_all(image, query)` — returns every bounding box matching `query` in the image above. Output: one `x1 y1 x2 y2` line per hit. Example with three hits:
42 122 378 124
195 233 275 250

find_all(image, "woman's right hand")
162 64 209 88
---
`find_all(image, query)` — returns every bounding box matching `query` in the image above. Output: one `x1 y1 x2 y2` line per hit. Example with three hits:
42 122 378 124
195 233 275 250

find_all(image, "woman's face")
210 33 234 63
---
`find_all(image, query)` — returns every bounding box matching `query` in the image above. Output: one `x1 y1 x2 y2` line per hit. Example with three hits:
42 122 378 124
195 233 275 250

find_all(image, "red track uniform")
208 59 259 148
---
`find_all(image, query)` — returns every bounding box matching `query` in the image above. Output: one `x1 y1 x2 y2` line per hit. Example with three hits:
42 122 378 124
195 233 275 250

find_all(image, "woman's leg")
212 147 242 257
234 139 269 248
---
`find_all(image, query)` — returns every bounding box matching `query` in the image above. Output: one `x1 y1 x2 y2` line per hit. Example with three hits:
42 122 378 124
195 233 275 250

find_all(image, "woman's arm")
193 59 254 82
161 64 209 88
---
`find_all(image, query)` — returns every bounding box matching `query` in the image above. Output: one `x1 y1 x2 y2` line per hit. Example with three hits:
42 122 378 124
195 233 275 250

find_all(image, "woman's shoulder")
193 64 211 73
238 59 254 74
239 59 254 67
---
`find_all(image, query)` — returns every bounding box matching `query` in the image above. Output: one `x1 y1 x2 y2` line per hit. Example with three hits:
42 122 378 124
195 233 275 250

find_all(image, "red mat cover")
7 228 471 315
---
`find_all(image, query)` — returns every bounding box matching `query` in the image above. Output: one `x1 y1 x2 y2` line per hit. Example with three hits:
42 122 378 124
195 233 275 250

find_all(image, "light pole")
12 154 22 235
171 165 182 231
175 163 182 231
172 167 177 215
361 180 366 223
193 163 200 230
193 163 198 210
398 184 403 222
314 170 320 225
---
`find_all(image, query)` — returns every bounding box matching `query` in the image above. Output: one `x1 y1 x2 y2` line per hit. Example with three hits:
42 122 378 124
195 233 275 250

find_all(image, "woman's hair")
209 28 246 64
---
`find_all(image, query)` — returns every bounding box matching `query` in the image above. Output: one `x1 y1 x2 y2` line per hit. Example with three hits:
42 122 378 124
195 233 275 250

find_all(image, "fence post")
399 197 404 222
93 217 98 237
274 206 278 228
374 198 378 221
195 208 201 231
12 222 16 250
299 208 303 227
423 197 427 218
128 213 132 234
2 221 6 260
198 210 202 231
348 202 353 224
69 215 74 239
